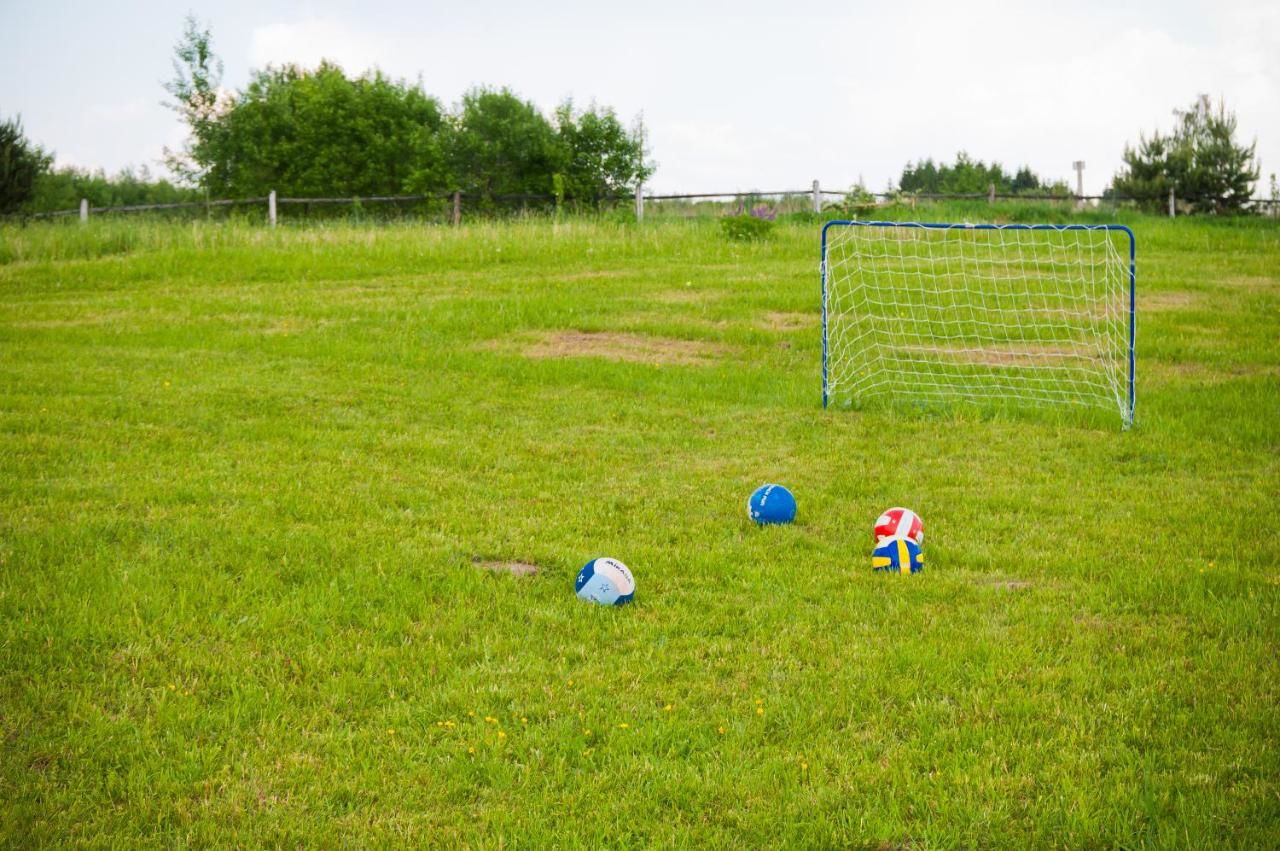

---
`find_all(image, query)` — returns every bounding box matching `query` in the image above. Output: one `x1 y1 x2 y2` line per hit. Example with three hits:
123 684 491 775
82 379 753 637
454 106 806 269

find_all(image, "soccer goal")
821 221 1135 427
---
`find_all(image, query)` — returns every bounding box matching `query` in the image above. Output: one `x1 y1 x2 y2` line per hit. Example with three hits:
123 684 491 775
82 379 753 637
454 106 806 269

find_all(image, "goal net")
821 221 1135 426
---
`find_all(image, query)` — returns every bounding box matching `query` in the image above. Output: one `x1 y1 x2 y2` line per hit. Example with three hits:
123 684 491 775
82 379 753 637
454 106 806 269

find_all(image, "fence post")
79 199 88 223
452 191 461 226
268 190 277 228
812 179 821 214
1168 187 1175 219
635 184 644 222
987 183 996 204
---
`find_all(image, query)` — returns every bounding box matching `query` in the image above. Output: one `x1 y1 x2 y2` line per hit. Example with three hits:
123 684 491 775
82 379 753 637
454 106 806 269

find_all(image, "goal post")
821 220 1135 427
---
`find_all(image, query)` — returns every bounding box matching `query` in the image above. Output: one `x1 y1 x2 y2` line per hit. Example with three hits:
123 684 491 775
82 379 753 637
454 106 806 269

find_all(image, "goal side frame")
819 220 1136 426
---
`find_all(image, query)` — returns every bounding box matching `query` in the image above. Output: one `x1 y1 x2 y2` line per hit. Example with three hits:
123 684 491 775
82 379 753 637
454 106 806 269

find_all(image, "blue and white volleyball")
575 557 636 606
748 484 796 525
872 535 924 575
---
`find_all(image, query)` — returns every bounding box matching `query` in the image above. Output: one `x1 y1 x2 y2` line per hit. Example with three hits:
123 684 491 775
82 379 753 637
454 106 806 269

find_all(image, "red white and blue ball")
748 484 797 525
872 535 924 575
874 507 923 546
575 557 636 606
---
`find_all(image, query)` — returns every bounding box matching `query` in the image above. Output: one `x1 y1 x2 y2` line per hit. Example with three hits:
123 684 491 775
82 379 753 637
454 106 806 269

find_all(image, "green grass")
1 211 1278 847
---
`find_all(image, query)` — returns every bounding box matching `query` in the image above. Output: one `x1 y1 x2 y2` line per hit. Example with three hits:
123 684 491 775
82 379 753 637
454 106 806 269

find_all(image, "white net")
822 222 1134 426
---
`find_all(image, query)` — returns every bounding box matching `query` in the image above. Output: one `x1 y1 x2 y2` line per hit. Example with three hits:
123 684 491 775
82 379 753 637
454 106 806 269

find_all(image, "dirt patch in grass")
1142 292 1196 311
1145 360 1279 385
894 343 1102 368
515 331 729 365
1217 275 1275 291
258 317 326 335
758 311 813 332
473 559 540 577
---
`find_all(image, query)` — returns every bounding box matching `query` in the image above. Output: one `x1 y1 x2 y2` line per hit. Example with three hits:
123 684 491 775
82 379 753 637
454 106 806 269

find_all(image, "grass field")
2 211 1278 847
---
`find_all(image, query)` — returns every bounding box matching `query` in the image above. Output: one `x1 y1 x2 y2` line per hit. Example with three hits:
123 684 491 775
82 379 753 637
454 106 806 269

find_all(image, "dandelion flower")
664 704 673 712
497 731 506 739
756 707 764 716
618 722 630 729
718 726 726 735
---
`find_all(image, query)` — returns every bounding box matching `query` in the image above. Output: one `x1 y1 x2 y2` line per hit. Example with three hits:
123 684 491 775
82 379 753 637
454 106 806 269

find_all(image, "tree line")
1 17 652 216
161 18 650 208
0 15 1266 217
889 95 1261 213
894 153 1069 197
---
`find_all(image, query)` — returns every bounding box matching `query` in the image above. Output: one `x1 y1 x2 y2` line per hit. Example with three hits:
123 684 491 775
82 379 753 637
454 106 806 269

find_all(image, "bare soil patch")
1217 275 1275 291
473 559 540 577
1145 360 1280 385
894 343 1101 368
1141 292 1196 311
758 311 813 332
517 331 729 366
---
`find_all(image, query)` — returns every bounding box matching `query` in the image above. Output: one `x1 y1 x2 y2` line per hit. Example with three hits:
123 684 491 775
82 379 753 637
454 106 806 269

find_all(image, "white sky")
2 0 1277 196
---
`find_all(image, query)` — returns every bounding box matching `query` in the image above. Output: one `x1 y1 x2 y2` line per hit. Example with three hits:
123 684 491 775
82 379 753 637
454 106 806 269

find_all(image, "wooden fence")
14 181 1280 223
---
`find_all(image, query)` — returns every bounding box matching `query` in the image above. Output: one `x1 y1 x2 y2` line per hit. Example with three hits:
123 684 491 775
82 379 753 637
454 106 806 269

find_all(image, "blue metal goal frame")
820 220 1136 426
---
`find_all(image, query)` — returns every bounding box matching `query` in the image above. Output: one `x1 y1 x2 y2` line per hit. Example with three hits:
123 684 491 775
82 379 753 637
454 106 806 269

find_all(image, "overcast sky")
2 0 1277 196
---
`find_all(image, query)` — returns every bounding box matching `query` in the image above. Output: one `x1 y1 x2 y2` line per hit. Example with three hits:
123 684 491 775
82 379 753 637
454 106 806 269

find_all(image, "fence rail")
9 180 1280 223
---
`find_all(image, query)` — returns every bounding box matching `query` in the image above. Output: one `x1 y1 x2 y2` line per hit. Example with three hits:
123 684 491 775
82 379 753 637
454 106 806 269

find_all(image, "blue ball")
748 483 796 525
575 557 636 606
872 535 924 575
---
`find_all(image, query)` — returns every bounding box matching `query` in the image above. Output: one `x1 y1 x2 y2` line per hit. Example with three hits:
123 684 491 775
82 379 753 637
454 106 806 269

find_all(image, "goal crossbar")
821 220 1136 426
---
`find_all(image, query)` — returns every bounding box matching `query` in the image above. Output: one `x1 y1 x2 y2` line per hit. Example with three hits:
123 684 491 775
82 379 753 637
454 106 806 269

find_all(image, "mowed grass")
1 213 1277 847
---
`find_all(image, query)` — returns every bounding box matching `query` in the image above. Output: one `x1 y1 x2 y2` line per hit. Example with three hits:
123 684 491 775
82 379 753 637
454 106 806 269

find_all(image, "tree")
447 88 562 200
554 102 652 204
1110 94 1259 213
163 15 226 185
0 115 52 214
1010 166 1040 194
210 62 445 197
